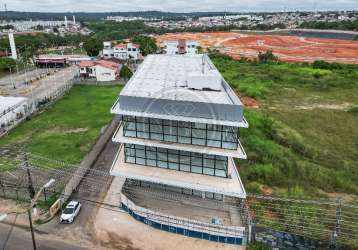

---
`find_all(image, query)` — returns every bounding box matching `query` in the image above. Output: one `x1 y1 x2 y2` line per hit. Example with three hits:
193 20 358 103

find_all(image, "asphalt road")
0 66 77 98
0 223 87 250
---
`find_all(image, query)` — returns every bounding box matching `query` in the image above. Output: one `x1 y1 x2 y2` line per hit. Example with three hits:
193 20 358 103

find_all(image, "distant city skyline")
2 0 358 13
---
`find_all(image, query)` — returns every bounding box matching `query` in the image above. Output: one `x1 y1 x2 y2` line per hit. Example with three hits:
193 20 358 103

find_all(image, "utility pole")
24 154 37 250
25 154 35 199
27 210 37 250
330 198 342 249
9 67 16 89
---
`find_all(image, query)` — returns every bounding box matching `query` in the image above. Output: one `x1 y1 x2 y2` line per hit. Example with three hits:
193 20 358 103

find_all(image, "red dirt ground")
156 32 358 64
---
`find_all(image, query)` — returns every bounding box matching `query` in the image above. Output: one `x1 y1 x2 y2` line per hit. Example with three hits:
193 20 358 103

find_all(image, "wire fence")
0 148 357 248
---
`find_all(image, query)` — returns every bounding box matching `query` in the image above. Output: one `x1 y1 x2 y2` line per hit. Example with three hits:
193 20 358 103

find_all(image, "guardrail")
120 192 246 245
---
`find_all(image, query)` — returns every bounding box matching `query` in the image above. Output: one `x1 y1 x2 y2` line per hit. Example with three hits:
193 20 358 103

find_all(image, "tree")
120 65 133 79
354 35 358 41
83 38 103 57
0 57 16 72
258 50 278 63
132 35 157 56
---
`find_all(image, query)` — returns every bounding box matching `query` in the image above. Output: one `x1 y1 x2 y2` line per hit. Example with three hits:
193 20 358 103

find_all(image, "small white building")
102 42 141 60
0 96 29 130
79 60 121 82
164 39 199 55
103 41 114 58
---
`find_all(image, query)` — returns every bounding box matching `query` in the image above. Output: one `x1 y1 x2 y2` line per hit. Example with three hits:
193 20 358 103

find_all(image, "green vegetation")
132 35 158 55
257 50 278 63
299 19 358 31
247 241 271 250
0 57 16 72
0 33 86 60
83 37 103 57
354 35 358 41
85 21 164 41
120 65 133 79
0 85 122 166
211 53 358 197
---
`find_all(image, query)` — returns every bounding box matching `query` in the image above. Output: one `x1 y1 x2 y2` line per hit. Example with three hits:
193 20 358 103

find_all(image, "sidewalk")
93 177 245 250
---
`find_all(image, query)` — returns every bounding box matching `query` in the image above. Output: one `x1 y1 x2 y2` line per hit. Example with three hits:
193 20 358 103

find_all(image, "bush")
348 106 358 114
247 241 271 250
312 60 343 70
83 38 103 57
120 65 133 79
0 57 16 71
257 50 278 63
131 35 157 56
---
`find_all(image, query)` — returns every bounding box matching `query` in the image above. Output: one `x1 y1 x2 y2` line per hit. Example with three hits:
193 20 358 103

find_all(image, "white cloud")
5 0 358 12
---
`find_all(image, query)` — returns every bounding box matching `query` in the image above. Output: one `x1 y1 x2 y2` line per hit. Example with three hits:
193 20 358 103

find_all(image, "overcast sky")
4 0 358 12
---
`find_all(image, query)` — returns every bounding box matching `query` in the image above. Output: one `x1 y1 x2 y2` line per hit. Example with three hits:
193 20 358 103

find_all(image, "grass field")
0 85 122 167
211 53 358 198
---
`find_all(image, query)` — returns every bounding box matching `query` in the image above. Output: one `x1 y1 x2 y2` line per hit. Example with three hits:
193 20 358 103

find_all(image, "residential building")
164 39 199 55
79 60 121 82
110 54 250 245
103 41 114 58
102 42 142 60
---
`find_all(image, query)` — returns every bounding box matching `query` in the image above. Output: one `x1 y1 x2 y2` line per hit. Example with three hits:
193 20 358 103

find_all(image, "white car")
60 201 81 223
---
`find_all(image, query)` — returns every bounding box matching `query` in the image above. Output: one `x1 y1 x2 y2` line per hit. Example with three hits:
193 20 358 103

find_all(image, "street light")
28 178 56 250
43 178 55 188
0 213 7 221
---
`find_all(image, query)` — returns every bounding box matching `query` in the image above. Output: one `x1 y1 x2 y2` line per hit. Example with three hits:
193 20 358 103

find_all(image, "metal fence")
0 149 357 249
247 194 358 249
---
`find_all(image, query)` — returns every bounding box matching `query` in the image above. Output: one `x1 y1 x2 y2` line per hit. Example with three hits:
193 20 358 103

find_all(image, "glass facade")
124 143 228 177
122 116 238 150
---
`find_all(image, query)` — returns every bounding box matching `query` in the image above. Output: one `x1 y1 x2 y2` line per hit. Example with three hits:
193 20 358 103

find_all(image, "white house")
164 39 199 55
103 42 141 60
103 41 114 58
79 60 121 82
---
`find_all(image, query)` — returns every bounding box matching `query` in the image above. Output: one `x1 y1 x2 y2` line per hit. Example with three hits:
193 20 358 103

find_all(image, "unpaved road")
0 222 87 250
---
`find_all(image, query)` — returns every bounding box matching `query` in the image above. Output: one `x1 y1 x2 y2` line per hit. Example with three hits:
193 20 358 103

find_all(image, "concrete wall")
95 66 116 82
60 119 119 203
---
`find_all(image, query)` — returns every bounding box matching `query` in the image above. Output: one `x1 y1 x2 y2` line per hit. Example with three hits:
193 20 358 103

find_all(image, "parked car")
60 200 81 223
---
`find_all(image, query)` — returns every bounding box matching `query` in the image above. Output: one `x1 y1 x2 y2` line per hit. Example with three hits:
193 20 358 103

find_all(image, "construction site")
156 32 358 64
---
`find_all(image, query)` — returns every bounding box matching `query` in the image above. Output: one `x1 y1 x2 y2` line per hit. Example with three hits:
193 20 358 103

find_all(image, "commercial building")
164 39 199 55
78 60 121 82
110 54 250 245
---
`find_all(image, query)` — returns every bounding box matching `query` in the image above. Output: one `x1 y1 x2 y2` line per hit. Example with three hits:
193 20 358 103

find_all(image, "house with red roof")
79 59 121 82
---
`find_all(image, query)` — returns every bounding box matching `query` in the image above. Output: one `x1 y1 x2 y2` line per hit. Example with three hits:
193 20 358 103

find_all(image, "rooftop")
113 54 245 125
121 54 234 105
79 59 120 71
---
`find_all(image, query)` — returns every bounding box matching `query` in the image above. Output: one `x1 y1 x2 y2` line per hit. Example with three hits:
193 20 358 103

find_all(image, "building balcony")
110 143 246 198
112 122 247 159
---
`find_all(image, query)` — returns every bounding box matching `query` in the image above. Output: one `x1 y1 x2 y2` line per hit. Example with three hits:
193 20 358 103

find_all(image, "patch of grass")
212 54 358 197
0 85 122 168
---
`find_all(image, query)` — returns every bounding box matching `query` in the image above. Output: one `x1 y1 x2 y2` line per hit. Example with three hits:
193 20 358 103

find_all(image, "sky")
3 0 358 12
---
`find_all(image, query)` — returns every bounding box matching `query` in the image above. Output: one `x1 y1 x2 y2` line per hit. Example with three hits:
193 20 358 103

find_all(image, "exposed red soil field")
156 32 358 64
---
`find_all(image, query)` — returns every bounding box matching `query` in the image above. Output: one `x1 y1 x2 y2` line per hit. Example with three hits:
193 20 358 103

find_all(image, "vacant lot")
211 53 358 198
157 32 358 63
0 85 122 167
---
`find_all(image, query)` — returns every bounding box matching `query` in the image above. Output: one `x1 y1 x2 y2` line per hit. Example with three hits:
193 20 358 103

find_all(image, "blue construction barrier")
122 203 244 245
